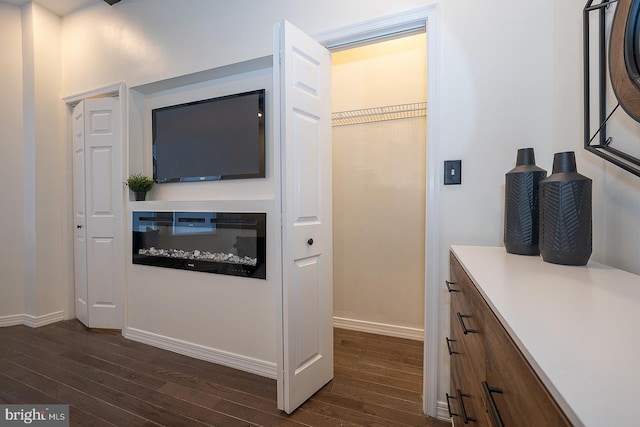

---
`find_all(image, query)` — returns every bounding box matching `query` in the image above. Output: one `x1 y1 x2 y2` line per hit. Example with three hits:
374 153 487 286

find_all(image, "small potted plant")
127 173 154 201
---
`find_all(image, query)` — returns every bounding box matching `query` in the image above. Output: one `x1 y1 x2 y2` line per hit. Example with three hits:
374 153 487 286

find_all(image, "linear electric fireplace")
132 211 266 279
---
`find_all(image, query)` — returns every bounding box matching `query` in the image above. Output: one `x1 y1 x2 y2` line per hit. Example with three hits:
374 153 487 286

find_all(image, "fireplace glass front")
132 211 266 279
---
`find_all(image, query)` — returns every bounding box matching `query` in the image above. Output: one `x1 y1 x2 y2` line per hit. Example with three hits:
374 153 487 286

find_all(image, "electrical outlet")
444 160 462 185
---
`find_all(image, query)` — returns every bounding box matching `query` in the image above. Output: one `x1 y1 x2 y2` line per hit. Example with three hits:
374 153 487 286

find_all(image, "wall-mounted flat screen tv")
152 89 265 183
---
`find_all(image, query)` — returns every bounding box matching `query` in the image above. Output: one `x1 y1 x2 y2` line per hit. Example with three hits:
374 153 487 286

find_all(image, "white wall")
434 0 555 408
30 4 67 318
0 0 630 409
0 3 26 320
553 0 640 275
22 3 67 319
0 3 66 324
437 0 554 247
61 0 440 96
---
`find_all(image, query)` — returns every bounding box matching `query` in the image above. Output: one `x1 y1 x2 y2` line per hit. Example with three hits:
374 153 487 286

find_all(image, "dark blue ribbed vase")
539 151 592 266
504 148 547 255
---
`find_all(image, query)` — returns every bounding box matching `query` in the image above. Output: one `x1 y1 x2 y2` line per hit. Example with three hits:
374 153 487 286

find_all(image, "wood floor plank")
0 369 65 406
0 390 23 404
310 388 439 427
331 371 422 403
0 373 112 427
30 325 277 401
334 353 423 384
334 332 423 361
334 344 423 368
0 360 157 427
321 381 424 415
298 395 411 427
55 321 275 390
2 348 205 426
0 322 449 427
334 364 423 393
1 346 241 427
157 381 353 427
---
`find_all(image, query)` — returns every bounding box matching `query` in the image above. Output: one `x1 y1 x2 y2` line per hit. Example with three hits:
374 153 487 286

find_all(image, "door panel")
293 111 320 219
73 97 123 329
278 20 333 413
88 146 114 216
73 102 88 325
89 237 116 307
293 256 321 371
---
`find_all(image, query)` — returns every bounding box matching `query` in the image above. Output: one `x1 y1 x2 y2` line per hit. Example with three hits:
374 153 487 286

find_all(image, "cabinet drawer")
450 346 489 426
450 302 485 382
449 255 489 320
481 296 571 427
449 253 490 426
449 254 478 312
449 255 487 378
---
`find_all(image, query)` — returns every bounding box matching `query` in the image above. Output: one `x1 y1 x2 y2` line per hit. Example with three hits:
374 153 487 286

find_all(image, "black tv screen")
152 89 265 183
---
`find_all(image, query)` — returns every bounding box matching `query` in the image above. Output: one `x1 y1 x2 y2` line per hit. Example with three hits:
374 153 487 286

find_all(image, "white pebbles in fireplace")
137 247 258 266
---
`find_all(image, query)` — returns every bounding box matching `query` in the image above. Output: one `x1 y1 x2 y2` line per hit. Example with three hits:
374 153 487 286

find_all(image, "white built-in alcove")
125 56 281 378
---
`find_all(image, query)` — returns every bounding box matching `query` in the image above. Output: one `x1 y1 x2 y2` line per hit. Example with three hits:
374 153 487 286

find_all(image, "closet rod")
332 102 427 127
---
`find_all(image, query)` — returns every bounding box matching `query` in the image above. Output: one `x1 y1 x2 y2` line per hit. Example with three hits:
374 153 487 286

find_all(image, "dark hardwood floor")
0 321 448 426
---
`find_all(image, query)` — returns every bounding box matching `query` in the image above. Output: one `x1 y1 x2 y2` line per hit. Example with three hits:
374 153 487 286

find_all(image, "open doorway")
315 6 441 417
331 33 427 337
330 30 428 407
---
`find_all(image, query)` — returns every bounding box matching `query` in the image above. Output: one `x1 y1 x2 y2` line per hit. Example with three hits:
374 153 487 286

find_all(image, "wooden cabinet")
447 252 572 427
447 252 488 425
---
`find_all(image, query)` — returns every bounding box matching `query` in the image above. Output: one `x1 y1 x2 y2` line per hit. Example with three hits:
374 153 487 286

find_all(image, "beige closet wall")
332 34 427 332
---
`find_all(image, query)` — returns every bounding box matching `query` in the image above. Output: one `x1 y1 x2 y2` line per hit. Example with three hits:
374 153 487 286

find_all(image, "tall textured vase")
539 151 592 266
504 148 547 255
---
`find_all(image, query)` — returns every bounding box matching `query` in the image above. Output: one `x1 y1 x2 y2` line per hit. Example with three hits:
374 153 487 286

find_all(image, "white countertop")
451 245 640 427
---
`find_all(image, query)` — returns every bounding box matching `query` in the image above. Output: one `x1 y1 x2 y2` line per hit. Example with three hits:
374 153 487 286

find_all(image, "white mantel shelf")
451 245 640 427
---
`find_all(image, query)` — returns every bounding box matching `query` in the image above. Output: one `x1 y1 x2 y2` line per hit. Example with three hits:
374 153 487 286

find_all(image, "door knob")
307 238 314 246
77 225 82 229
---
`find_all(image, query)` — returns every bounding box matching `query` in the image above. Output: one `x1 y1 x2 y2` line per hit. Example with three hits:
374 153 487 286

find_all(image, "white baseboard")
0 311 65 328
123 327 278 379
0 314 24 328
437 399 452 423
333 316 424 341
24 311 65 328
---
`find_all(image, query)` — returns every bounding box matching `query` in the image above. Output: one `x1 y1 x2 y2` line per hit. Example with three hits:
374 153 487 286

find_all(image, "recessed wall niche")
128 56 274 202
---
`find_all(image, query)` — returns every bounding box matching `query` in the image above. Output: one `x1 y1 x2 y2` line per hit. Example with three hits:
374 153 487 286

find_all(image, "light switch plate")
444 160 462 185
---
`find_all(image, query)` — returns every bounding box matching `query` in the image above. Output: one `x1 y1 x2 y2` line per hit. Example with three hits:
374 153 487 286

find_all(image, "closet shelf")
332 102 426 127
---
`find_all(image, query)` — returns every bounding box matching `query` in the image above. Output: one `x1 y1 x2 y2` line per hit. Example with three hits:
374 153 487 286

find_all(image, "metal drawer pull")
482 381 505 427
457 312 478 334
445 280 459 292
457 389 477 424
446 337 458 355
445 393 458 418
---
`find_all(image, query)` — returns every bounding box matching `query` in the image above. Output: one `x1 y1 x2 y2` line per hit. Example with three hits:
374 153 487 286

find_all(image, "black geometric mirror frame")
583 0 640 178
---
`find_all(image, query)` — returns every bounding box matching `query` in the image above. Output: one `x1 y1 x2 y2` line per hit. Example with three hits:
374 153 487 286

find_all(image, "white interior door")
276 20 333 413
72 102 88 326
72 97 123 329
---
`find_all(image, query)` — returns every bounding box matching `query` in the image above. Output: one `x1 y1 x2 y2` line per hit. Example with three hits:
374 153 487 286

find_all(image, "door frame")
314 5 443 418
63 82 127 325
